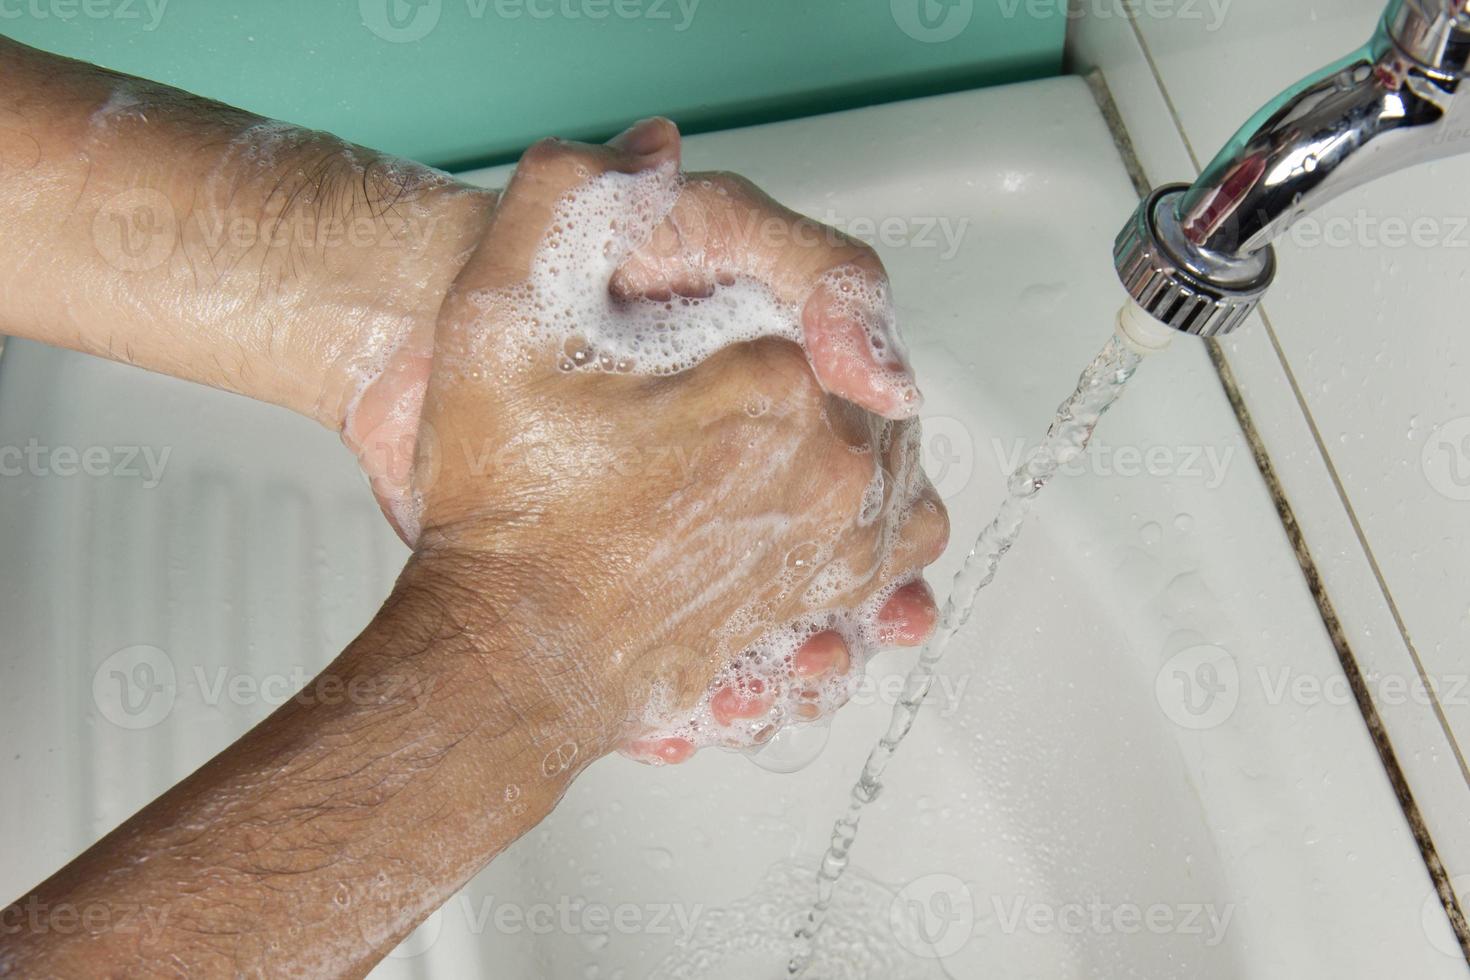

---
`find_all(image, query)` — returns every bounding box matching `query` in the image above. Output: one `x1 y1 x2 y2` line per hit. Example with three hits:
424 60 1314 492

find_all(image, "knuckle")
516 138 599 186
798 240 888 301
518 137 566 171
689 170 759 199
826 245 886 283
902 490 950 564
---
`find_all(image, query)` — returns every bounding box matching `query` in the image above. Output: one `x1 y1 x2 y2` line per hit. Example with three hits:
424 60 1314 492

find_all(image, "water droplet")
745 394 772 417
643 847 674 871
1018 281 1067 316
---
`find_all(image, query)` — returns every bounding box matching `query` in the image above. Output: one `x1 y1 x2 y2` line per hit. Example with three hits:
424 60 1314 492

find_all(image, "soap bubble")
747 717 832 773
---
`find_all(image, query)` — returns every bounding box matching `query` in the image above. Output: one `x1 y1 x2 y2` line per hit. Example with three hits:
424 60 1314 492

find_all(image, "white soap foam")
467 228 798 378
625 414 930 761
445 162 933 756
462 163 912 390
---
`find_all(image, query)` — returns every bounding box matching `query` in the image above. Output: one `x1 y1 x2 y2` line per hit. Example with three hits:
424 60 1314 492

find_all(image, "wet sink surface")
0 77 1459 978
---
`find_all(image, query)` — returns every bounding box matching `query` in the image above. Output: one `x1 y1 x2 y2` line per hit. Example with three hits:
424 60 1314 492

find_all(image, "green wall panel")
1 0 1064 168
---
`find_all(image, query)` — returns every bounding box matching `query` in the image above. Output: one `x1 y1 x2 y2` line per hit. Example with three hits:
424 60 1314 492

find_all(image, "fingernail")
884 375 924 419
711 684 771 726
652 737 694 764
864 315 924 415
878 582 938 645
610 117 669 157
626 737 694 765
794 633 849 678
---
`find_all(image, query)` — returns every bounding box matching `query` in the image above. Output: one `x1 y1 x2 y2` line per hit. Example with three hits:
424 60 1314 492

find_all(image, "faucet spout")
1114 0 1470 336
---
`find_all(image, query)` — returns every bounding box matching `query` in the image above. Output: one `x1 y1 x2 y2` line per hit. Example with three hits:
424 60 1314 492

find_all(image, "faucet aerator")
1114 0 1470 337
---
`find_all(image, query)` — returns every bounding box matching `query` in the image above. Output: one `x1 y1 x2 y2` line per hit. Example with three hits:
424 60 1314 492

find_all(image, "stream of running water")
787 332 1146 975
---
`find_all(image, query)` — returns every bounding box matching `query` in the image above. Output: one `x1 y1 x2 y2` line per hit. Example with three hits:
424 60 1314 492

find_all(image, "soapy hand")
349 119 949 763
0 45 951 974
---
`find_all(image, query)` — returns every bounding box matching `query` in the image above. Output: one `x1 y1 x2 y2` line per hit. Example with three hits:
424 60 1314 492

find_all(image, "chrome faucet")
1114 0 1470 336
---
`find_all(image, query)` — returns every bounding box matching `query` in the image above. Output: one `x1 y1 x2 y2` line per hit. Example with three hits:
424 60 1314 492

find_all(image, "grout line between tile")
1121 7 1470 792
1124 16 1205 172
1252 306 1470 787
1203 334 1470 965
1085 36 1470 962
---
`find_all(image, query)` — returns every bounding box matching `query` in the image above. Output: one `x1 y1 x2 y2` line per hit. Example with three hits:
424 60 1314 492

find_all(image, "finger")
801 265 920 420
418 119 684 522
877 580 939 647
793 631 850 678
467 118 682 290
793 632 852 720
341 331 436 545
890 484 950 570
607 116 682 166
795 673 855 720
710 678 776 727
612 175 921 418
623 736 695 766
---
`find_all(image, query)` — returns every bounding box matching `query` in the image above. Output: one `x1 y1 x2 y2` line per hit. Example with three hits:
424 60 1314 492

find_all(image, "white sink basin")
0 76 1457 978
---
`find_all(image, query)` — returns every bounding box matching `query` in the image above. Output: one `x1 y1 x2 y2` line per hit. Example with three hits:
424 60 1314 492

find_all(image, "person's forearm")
0 35 492 428
0 552 611 978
